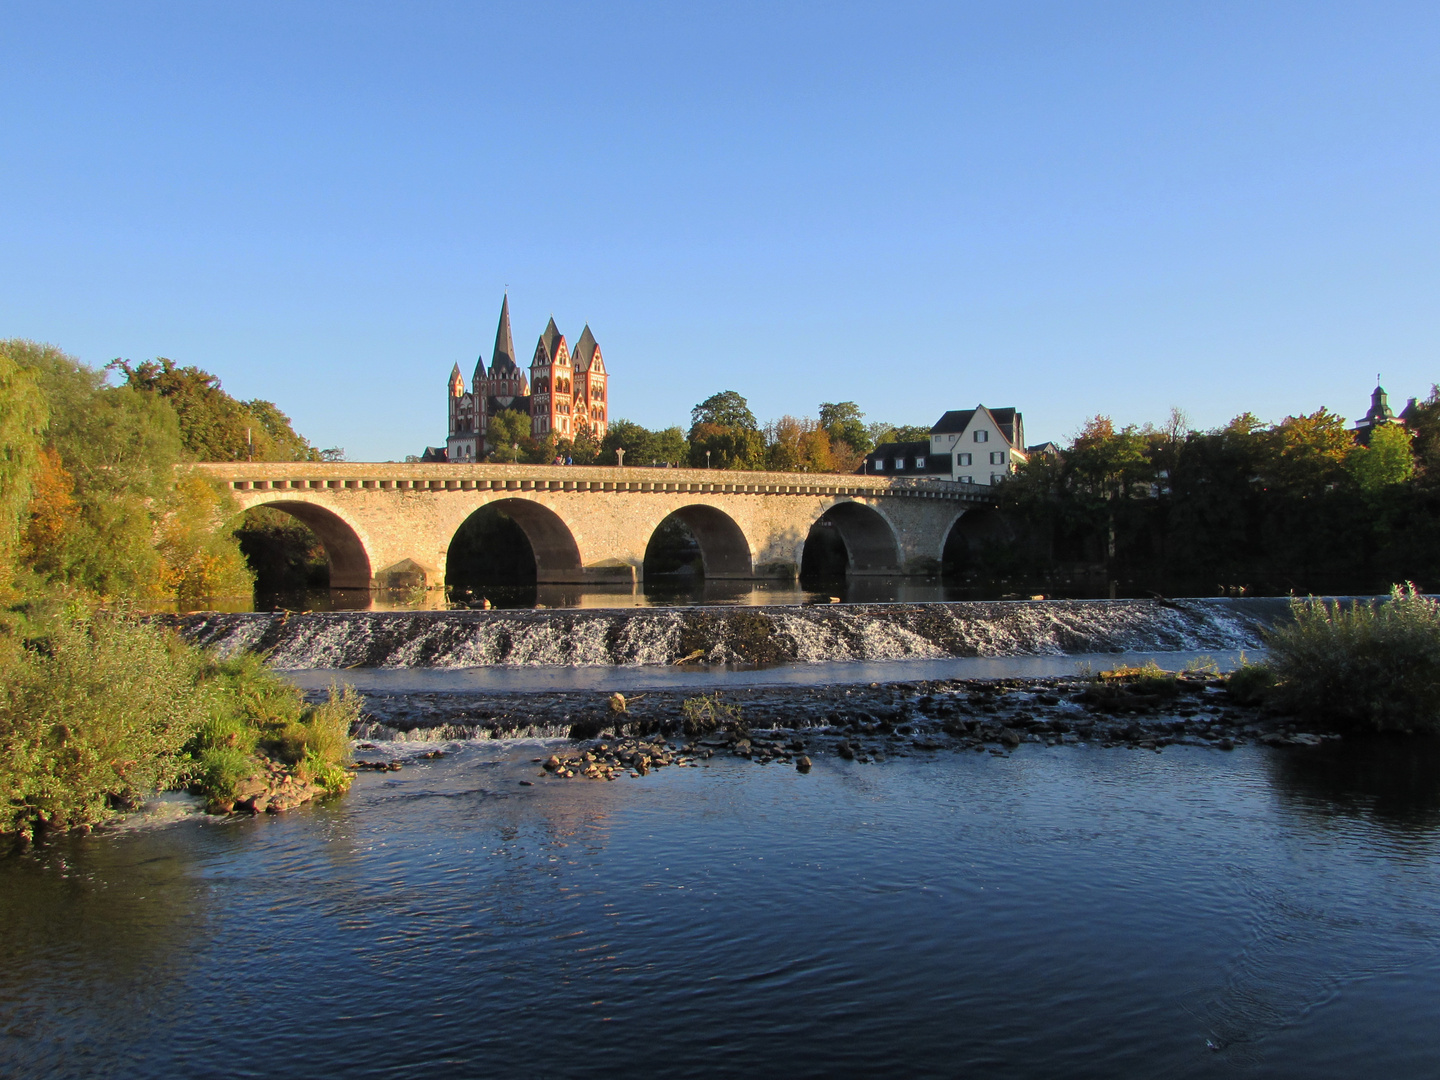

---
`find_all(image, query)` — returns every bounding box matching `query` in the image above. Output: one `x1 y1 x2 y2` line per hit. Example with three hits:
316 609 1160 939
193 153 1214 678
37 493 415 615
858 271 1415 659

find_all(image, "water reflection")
1264 735 1440 837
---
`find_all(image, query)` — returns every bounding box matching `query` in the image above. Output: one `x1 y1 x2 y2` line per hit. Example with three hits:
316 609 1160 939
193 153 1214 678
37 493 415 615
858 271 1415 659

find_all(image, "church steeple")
490 293 517 375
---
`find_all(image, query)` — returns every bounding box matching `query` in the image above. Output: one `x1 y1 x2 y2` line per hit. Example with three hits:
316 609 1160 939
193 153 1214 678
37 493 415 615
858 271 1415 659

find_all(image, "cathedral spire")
491 293 517 374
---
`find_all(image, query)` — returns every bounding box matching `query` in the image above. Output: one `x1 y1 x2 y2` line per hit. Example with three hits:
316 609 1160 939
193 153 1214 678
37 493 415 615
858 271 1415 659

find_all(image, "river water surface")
4 732 1440 1078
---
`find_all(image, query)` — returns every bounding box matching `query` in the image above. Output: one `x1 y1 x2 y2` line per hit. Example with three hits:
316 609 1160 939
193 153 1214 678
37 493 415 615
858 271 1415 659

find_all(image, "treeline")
482 390 925 472
0 340 322 608
993 400 1440 595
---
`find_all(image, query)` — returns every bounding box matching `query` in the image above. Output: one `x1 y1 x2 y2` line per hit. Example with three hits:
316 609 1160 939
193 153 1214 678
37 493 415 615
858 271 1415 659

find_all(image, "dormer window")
916 456 926 469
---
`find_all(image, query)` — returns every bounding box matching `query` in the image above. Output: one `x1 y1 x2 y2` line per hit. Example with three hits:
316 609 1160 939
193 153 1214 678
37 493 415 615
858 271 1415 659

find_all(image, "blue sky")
3 2 1438 460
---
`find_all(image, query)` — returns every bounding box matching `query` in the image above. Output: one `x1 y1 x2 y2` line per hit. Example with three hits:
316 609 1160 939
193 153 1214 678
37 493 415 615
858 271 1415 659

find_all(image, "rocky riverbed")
343 669 1338 780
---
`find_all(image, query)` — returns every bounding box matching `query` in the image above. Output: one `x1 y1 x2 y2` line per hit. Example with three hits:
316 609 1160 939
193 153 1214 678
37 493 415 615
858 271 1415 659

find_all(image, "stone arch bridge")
193 463 1000 590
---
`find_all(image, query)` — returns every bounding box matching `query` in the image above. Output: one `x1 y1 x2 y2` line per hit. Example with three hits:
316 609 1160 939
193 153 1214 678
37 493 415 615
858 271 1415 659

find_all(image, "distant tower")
570 324 608 440
530 317 573 440
445 362 476 462
1353 381 1400 446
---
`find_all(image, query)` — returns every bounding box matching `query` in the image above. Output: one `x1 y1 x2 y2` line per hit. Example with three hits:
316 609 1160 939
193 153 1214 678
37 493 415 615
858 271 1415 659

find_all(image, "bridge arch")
801 501 901 579
447 497 583 585
644 504 753 581
941 506 1015 576
246 500 373 590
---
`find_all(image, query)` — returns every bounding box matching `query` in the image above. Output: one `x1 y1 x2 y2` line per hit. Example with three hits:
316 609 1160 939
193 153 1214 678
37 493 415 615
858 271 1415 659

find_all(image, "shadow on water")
1264 735 1440 837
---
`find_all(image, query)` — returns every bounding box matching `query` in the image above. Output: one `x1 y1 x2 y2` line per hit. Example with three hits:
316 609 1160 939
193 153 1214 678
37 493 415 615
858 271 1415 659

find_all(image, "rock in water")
609 692 627 714
795 756 812 773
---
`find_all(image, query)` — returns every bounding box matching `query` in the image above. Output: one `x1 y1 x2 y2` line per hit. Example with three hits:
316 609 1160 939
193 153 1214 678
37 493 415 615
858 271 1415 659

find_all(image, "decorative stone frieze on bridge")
193 463 1000 590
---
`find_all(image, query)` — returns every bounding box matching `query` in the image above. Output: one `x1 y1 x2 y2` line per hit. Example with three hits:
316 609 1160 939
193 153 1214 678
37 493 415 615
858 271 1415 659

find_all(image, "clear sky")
3 2 1438 460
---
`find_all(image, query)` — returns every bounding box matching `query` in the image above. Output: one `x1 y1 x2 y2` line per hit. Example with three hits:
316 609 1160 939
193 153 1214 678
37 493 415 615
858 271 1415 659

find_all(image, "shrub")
0 613 209 836
1263 583 1440 732
188 657 360 799
680 693 745 736
1226 659 1276 705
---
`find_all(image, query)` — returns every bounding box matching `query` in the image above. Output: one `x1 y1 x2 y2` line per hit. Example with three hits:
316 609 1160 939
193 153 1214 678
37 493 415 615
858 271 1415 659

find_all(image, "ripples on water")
4 739 1440 1078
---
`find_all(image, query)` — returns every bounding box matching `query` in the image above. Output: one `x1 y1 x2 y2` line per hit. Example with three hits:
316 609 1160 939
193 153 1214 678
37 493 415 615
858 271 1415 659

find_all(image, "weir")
173 597 1287 671
193 462 996 591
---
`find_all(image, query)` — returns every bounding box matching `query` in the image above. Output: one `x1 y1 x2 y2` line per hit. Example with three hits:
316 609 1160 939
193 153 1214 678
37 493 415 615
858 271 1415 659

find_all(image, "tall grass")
1264 584 1440 732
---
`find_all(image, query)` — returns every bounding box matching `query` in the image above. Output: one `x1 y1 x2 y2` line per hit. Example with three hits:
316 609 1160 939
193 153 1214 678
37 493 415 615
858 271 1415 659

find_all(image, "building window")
959 475 972 484
874 459 886 471
990 452 1005 465
991 474 1003 484
916 456 926 469
891 459 903 470
975 430 989 443
957 453 971 466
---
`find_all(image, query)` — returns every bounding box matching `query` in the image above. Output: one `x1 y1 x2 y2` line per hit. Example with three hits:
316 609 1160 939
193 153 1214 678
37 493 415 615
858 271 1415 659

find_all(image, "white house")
863 405 1030 486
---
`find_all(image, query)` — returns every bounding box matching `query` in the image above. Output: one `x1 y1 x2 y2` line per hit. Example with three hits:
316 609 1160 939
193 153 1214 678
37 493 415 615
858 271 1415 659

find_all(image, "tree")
819 401 870 454
690 391 758 435
1259 409 1351 494
7 341 253 603
688 423 765 470
651 426 688 466
112 358 321 463
0 342 50 598
1348 423 1415 493
487 409 531 463
764 416 836 473
867 422 930 446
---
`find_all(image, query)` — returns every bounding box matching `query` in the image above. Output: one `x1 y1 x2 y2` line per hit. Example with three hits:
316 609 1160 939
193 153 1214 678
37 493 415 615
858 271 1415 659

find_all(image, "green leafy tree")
1347 423 1415 493
599 419 653 465
867 422 931 446
651 426 688 466
0 342 50 599
487 408 532 463
689 423 765 470
819 401 871 454
7 341 252 603
112 358 320 463
690 391 758 433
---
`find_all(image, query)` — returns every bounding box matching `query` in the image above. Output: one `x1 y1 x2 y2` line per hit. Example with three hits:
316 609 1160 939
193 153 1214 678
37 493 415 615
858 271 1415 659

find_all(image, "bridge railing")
187 462 997 502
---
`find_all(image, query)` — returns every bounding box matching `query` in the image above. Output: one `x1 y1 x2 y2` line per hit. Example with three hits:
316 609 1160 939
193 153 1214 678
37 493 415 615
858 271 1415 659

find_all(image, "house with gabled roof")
862 405 1029 485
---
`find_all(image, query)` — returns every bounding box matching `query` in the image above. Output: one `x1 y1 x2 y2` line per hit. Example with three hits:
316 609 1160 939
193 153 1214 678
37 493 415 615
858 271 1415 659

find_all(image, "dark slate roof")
572 324 598 372
986 406 1020 446
488 294 520 377
537 317 565 366
932 405 1021 446
930 410 976 434
869 441 931 458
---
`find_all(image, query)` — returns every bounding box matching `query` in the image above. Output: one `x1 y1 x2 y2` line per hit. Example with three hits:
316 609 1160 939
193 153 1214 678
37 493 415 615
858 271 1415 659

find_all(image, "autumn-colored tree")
1257 408 1351 493
0 345 49 598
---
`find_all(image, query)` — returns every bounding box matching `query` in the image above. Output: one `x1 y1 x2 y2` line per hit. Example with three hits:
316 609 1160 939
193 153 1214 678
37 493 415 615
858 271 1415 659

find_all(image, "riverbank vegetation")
0 339 359 841
1243 585 1440 734
988 397 1440 597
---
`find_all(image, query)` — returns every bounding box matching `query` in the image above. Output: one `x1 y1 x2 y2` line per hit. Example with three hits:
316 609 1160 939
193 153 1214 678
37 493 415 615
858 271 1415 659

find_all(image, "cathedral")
443 295 610 462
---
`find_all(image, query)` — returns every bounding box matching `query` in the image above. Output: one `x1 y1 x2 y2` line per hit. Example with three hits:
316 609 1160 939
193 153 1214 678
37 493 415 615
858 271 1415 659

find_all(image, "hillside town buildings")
437 296 609 462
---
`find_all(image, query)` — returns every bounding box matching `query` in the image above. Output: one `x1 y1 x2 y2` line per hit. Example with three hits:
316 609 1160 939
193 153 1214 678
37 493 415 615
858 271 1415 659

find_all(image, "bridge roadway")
193 462 1000 590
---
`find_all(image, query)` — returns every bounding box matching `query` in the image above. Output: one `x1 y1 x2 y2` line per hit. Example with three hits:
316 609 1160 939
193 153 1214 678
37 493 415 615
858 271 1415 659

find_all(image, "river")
5 598 1439 1077
4 728 1440 1077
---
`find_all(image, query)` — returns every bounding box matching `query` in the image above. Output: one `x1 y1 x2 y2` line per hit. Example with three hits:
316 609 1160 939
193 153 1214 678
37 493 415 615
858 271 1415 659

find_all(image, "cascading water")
172 597 1288 670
